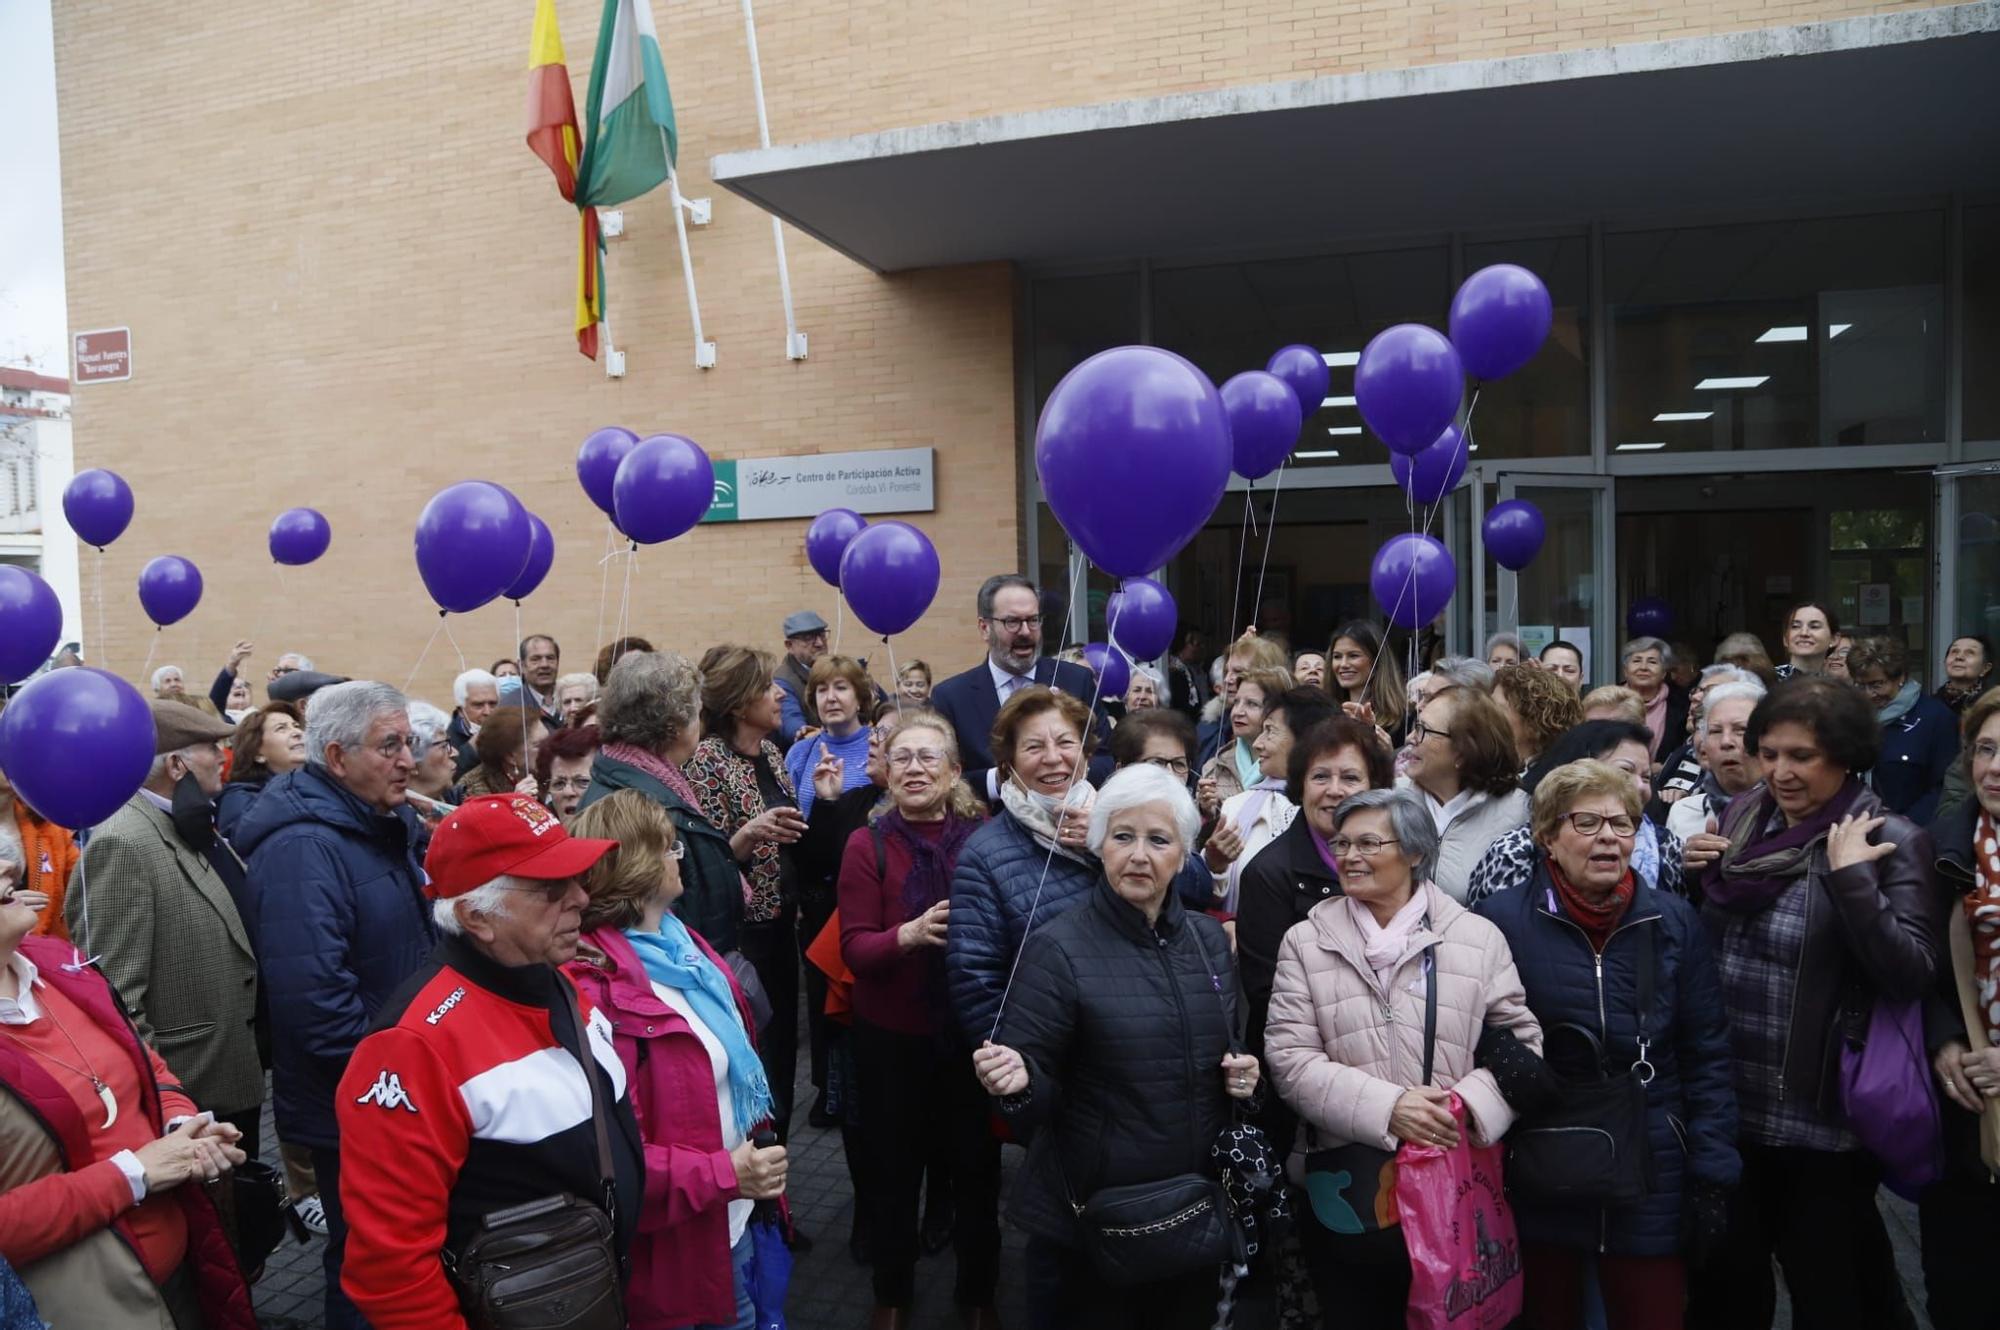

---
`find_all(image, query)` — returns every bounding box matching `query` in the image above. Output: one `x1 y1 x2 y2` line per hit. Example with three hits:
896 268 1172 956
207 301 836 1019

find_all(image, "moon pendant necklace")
1 998 118 1129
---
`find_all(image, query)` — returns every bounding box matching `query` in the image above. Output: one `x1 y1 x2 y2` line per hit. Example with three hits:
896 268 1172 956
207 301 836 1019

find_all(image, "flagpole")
663 143 716 369
740 0 806 361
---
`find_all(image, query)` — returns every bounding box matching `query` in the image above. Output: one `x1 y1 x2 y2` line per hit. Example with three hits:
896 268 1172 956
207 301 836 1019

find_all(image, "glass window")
1460 236 1590 463
1954 474 2000 660
1606 212 1946 454
1966 207 2000 443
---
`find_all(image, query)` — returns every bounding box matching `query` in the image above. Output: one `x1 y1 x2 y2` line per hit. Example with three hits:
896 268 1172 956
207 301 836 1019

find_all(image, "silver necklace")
1 993 118 1129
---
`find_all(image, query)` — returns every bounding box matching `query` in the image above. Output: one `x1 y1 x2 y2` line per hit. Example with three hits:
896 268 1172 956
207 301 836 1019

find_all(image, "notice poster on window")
1858 583 1892 626
1518 625 1555 659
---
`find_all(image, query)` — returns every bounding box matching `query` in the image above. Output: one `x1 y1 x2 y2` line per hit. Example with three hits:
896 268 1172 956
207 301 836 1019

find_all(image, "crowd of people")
1 588 1997 1330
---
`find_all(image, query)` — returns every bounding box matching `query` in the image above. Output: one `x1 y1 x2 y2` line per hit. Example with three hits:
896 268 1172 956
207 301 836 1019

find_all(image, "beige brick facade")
51 0 1950 701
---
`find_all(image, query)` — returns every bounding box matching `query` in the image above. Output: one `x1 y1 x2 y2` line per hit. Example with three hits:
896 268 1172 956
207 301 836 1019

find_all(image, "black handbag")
213 1157 288 1278
444 982 627 1330
1503 924 1656 1207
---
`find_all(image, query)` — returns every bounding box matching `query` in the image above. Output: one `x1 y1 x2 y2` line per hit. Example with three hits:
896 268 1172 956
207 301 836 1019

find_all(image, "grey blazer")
67 794 262 1113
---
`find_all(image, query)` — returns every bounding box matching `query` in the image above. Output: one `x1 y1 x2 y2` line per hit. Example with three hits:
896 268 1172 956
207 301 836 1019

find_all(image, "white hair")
151 665 182 690
306 681 409 765
1086 762 1200 856
556 672 599 701
1129 665 1164 689
1622 636 1672 667
1702 681 1767 716
405 699 451 744
453 668 498 708
432 876 516 935
1431 656 1494 692
276 651 315 671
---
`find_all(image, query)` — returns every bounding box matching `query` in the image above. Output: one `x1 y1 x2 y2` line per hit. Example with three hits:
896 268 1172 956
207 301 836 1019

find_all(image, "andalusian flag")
576 0 679 206
524 0 602 358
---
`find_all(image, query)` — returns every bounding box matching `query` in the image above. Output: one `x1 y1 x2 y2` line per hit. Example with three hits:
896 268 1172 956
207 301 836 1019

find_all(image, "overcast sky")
1 0 67 374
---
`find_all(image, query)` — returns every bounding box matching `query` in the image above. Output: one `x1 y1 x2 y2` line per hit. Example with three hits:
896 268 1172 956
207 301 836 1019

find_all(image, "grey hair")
598 651 703 752
1621 636 1672 667
306 681 409 765
276 652 315 671
405 699 451 745
1331 787 1441 881
150 665 182 690
555 671 599 701
976 574 1037 620
146 743 209 787
1129 665 1164 689
1482 631 1523 659
1701 681 1768 716
432 876 515 935
1086 762 1200 856
1698 664 1754 687
453 668 497 708
1431 656 1494 693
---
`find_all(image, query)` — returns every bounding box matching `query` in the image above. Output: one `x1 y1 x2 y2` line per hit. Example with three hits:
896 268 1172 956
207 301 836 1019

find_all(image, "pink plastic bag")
1393 1093 1523 1330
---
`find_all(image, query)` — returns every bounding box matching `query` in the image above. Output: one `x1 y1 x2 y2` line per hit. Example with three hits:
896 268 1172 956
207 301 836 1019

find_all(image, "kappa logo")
425 985 468 1025
355 1069 418 1113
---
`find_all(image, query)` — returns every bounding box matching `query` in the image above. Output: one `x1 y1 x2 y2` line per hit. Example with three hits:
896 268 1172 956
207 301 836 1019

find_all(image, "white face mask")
1010 774 1083 815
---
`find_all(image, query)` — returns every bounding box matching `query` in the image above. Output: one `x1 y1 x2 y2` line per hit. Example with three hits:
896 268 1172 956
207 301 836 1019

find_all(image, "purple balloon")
1483 499 1548 572
1449 264 1554 382
614 434 714 546
63 468 133 550
1627 596 1676 639
1081 643 1131 699
1105 576 1177 661
137 555 202 627
1036 346 1233 579
414 480 533 614
838 521 940 637
504 513 556 602
1355 324 1465 457
1369 533 1457 631
0 566 62 684
1389 426 1470 504
576 426 639 519
1266 344 1332 422
269 507 332 566
806 508 868 589
1221 370 1304 481
0 668 156 829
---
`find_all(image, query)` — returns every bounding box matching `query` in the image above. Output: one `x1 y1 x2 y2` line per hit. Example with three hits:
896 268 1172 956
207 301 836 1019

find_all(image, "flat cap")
782 610 829 638
268 670 349 704
151 699 235 754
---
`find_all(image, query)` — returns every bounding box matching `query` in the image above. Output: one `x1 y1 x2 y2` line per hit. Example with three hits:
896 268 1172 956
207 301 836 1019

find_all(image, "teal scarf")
1232 738 1261 791
625 916 773 1138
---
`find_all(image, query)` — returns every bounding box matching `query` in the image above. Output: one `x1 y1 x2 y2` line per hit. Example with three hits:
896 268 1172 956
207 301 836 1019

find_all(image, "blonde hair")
1579 685 1645 725
569 789 677 930
1236 667 1294 708
1531 758 1643 847
882 708 988 821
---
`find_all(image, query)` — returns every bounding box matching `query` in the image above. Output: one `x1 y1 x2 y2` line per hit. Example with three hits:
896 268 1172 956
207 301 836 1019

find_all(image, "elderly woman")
456 706 545 798
402 700 463 819
1493 662 1583 773
1124 666 1163 712
972 765 1257 1328
1847 634 1959 824
1620 637 1689 767
216 701 306 843
687 645 811 1141
0 845 254 1328
1198 665 1292 815
1403 685 1531 902
534 722 600 819
565 790 787 1330
1581 685 1645 725
838 710 999 1327
1937 638 1993 714
1327 620 1408 748
1655 665 1759 805
1206 686 1338 913
1689 677 1944 1330
1474 760 1739 1329
785 655 876 820
554 670 599 727
580 650 744 955
1485 631 1523 670
1668 681 1768 849
896 660 933 708
1774 600 1839 679
1264 787 1541 1325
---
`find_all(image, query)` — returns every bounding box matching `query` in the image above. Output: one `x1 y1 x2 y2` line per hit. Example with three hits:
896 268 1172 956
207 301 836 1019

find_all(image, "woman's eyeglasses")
1561 811 1638 837
1328 835 1400 857
1141 755 1191 776
888 748 946 770
1410 719 1451 743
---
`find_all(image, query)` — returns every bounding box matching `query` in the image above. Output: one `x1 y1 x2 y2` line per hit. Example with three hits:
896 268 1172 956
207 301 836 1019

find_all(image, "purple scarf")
1306 817 1343 879
882 808 981 920
1702 778 1864 914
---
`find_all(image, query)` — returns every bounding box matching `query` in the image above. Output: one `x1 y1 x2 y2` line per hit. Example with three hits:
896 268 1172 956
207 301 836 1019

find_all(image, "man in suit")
68 702 262 1153
518 634 566 731
930 574 1112 801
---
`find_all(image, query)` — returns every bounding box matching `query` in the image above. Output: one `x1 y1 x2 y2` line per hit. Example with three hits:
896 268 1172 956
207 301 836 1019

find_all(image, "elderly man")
930 574 1110 801
1669 680 1768 852
237 680 434 1330
68 702 262 1151
519 634 565 731
150 664 187 699
335 793 640 1330
775 609 830 745
448 667 501 777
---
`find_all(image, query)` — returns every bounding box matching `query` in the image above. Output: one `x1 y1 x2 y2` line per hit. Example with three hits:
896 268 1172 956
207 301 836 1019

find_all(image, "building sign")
72 328 132 384
701 447 935 524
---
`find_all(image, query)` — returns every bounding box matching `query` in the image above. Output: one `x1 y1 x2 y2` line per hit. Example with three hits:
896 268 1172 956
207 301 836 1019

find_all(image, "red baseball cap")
424 795 618 900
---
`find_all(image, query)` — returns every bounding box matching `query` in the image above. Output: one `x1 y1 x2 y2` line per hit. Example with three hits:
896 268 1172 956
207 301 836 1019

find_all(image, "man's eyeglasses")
1328 835 1400 857
888 748 946 770
505 877 579 903
1141 755 1191 776
370 734 419 760
1561 811 1638 837
989 615 1042 634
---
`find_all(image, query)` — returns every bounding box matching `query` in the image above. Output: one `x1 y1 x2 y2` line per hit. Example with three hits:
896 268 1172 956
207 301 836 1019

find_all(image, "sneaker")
291 1194 329 1237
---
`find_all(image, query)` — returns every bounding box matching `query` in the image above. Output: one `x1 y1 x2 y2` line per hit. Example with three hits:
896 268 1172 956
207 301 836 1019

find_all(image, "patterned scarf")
1969 812 2000 1044
599 740 703 811
883 808 981 919
685 737 797 923
1702 778 1863 914
999 777 1096 866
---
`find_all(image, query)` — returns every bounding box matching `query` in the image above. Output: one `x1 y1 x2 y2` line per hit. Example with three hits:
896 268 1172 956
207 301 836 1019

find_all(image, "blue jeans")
691 1229 757 1330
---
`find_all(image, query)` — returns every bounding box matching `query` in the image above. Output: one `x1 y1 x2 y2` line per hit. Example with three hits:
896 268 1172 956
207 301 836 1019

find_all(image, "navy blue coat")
235 763 435 1148
1872 690 1959 825
1474 861 1740 1256
929 656 1113 801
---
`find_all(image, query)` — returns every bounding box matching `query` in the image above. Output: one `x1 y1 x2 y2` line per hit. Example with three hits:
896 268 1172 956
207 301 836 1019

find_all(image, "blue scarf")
625 915 773 1138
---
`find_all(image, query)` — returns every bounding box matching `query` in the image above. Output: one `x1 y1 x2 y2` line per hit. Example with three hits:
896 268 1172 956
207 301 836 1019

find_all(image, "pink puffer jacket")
1265 881 1541 1156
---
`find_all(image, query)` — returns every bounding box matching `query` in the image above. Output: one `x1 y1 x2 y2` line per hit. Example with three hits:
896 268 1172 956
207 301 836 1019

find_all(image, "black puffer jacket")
997 878 1239 1248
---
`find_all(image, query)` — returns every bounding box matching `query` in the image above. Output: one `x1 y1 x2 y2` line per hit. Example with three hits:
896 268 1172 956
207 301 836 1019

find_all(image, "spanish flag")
525 0 603 359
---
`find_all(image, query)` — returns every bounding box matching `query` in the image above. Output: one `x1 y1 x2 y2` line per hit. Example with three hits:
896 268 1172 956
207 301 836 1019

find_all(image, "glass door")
1496 474 1616 688
1935 463 2000 677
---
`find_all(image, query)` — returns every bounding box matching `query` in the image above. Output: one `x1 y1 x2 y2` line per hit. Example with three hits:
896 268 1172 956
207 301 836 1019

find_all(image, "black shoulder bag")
444 981 627 1330
1502 925 1656 1207
1301 941 1437 1235
1058 921 1245 1287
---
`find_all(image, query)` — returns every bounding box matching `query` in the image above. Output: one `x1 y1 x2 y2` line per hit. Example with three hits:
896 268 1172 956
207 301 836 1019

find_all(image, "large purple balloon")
1266 344 1332 422
414 480 533 614
63 469 133 550
1627 596 1676 639
1036 347 1233 579
614 434 714 546
137 555 202 627
1389 426 1470 504
1081 643 1131 699
504 513 556 602
0 566 62 684
1483 499 1547 572
1105 576 1177 661
806 508 868 589
1449 264 1554 382
269 507 332 566
1355 324 1465 457
0 668 156 828
1221 370 1304 481
839 521 940 637
576 426 639 518
1370 534 1457 631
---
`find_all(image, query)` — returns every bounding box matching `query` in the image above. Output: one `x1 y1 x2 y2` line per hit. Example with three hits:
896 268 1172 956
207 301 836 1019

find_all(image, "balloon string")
91 552 104 673
1250 463 1286 636
515 598 531 762
881 634 897 703
138 628 160 683
834 592 846 655
615 543 637 648
595 520 615 658
441 615 468 675
61 850 101 974
402 618 447 695
1228 486 1253 639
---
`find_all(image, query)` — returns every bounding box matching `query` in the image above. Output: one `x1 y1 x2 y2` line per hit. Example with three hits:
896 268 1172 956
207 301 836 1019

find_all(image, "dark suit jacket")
931 656 1112 800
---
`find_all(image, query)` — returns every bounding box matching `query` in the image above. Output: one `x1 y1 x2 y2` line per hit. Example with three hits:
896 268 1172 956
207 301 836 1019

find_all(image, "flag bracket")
606 348 628 378
787 332 809 361
696 341 717 370
677 195 712 227
601 209 626 238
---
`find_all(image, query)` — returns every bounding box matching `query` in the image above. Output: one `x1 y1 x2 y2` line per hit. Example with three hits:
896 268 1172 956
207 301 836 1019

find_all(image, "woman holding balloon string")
1325 620 1408 751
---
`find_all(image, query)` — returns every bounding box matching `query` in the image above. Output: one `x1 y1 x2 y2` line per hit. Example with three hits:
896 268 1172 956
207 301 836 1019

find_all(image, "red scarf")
1548 857 1635 953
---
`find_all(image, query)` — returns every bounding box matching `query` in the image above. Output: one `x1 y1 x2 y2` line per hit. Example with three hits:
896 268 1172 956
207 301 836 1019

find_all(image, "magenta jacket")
564 925 767 1329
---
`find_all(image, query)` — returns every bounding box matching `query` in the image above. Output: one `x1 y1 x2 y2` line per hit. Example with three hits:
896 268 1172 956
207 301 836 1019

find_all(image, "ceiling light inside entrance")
1695 376 1769 391
1321 395 1357 407
1653 411 1713 422
1617 442 1667 451
1326 426 1361 435
1297 450 1341 459
1756 324 1853 344
1321 351 1360 367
